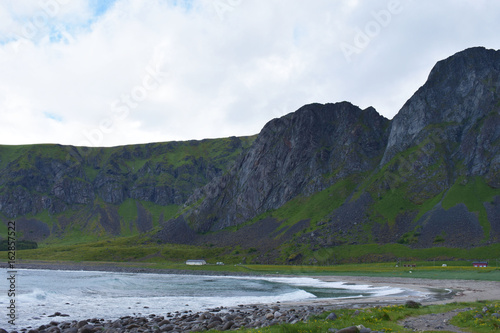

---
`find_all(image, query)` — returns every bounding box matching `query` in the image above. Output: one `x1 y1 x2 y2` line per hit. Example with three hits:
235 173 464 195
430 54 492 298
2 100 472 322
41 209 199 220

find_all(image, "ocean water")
1 269 419 329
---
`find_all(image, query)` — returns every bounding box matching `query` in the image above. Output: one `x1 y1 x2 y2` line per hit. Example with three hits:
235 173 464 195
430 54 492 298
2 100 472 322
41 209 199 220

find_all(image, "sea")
0 268 422 329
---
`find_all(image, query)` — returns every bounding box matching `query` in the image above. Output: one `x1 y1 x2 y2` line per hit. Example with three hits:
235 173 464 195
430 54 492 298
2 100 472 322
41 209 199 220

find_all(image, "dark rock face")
485 196 500 241
136 202 153 233
156 216 197 244
183 102 389 232
94 205 121 235
414 203 484 247
16 218 51 242
382 47 500 189
157 216 301 264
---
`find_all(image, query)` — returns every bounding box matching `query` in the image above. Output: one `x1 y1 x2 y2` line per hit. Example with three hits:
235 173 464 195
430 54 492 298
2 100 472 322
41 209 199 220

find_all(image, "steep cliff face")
321 47 500 249
382 47 500 189
179 102 389 232
158 47 500 251
362 47 500 246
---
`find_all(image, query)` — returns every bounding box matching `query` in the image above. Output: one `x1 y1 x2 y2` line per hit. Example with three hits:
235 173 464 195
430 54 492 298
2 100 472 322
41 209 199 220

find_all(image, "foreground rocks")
4 304 324 333
4 299 475 333
1 302 397 333
399 308 470 333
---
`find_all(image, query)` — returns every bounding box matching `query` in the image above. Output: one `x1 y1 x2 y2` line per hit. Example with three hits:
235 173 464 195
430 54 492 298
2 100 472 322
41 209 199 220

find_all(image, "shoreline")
8 260 500 305
7 260 500 306
2 261 499 332
6 260 262 276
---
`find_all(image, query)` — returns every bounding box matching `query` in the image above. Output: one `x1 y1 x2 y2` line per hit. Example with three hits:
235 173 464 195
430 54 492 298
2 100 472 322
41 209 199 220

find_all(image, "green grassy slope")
0 136 256 243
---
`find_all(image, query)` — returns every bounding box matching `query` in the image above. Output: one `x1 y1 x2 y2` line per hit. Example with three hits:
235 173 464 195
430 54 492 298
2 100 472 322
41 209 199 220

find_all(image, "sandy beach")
313 275 500 307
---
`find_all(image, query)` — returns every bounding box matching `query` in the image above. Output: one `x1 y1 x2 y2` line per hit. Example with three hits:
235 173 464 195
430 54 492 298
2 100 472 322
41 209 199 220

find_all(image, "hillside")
0 137 255 243
1 47 499 264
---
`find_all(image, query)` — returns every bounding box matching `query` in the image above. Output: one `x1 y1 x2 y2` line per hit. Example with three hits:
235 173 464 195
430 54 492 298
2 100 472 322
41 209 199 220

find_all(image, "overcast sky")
0 0 499 147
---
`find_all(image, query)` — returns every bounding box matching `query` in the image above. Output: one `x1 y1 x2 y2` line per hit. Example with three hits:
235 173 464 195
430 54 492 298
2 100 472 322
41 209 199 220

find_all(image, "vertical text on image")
6 220 17 326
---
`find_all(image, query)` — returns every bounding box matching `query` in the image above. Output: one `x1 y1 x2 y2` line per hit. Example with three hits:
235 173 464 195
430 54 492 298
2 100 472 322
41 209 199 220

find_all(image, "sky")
0 0 499 147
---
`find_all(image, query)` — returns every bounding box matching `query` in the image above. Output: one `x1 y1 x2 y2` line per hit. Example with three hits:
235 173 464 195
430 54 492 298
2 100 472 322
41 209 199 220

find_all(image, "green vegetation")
1 125 499 272
0 219 8 235
267 177 358 232
48 224 111 246
412 191 444 223
7 237 500 281
242 263 500 281
370 185 416 226
15 235 228 263
309 242 500 264
451 301 500 331
117 199 139 235
0 144 70 170
0 239 37 250
397 229 421 244
141 201 179 227
232 301 500 333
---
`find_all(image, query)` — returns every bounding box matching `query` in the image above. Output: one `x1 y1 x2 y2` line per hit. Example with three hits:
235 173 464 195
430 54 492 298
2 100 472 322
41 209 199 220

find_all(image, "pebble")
336 326 359 333
326 312 338 320
4 304 330 332
2 303 408 333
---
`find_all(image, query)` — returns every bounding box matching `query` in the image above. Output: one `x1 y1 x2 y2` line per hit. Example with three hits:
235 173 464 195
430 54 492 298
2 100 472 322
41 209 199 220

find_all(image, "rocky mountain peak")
381 47 500 186
180 102 389 232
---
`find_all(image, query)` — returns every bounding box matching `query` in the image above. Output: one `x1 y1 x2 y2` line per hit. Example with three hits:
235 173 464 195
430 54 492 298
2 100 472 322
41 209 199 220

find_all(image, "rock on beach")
4 304 329 333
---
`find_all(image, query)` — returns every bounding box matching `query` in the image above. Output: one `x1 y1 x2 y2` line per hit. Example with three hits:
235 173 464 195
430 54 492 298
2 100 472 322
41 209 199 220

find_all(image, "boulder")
326 312 338 321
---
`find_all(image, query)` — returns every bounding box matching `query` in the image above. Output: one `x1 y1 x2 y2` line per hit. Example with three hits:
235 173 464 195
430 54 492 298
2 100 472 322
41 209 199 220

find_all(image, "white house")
186 260 207 265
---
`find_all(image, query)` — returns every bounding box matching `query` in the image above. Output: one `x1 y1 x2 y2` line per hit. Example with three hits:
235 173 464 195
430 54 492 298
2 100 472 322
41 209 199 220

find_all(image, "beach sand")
313 275 500 306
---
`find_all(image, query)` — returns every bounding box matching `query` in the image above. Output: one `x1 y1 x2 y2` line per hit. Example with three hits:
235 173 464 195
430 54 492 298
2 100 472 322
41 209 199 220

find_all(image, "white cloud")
0 0 499 146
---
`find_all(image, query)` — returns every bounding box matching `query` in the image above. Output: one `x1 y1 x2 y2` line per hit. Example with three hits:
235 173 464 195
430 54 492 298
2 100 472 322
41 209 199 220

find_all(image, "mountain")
1 47 499 264
0 137 254 242
159 102 389 235
157 47 499 258
372 46 500 247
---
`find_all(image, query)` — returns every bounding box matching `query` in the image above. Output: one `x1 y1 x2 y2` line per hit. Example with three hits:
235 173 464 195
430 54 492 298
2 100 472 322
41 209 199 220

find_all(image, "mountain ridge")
179 101 389 233
157 46 500 255
1 46 499 264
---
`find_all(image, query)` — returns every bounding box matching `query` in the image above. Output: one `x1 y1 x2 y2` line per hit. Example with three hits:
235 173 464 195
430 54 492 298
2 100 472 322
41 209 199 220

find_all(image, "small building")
186 260 206 266
473 261 488 268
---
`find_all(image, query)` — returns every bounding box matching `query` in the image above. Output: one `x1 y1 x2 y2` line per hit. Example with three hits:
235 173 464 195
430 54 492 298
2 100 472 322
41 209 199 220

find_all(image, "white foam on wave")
225 275 415 298
151 289 317 311
17 288 50 302
0 268 424 329
9 288 317 328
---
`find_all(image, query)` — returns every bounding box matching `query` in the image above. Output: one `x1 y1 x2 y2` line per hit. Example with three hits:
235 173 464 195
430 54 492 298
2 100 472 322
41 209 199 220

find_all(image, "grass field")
2 232 499 282
165 262 500 281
